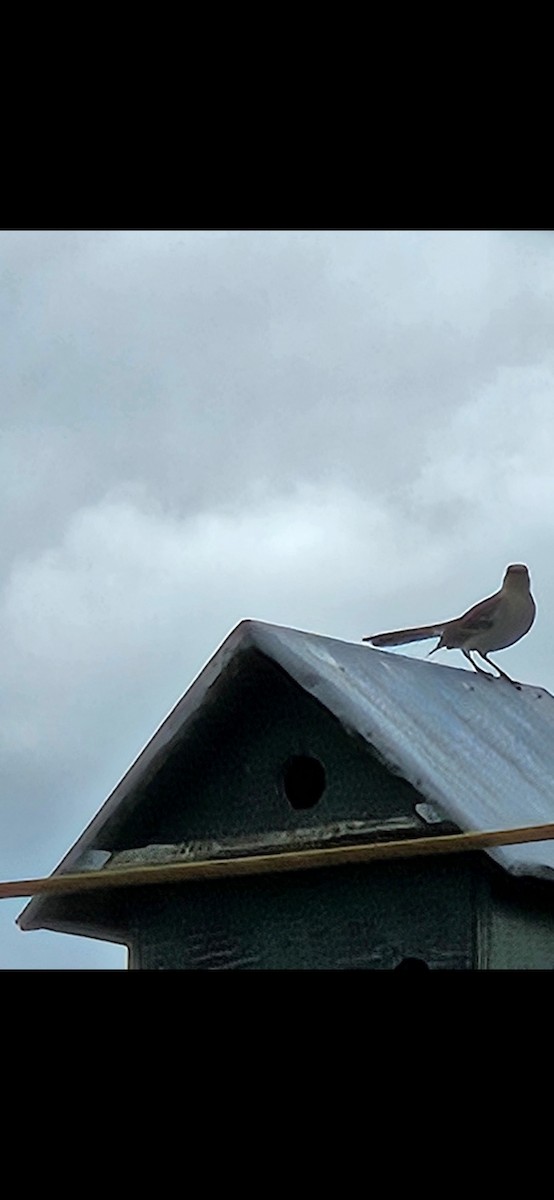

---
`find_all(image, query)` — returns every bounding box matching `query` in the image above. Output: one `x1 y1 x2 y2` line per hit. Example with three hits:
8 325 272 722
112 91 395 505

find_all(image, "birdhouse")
17 620 554 969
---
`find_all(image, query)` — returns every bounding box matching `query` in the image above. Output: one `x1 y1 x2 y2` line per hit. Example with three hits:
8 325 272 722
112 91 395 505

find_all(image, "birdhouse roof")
18 619 554 931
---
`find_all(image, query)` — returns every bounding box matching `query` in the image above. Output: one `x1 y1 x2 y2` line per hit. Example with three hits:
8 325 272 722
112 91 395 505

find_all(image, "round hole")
394 957 430 972
282 755 326 810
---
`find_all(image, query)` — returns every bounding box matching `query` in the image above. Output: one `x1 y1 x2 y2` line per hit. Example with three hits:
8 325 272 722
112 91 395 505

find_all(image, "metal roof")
250 622 554 879
18 619 554 929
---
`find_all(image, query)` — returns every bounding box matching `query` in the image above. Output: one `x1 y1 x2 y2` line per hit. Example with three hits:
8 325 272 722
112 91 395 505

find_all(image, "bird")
362 564 536 684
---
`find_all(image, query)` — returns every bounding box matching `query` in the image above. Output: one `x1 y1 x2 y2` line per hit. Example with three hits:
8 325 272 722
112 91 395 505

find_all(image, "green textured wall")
122 650 478 969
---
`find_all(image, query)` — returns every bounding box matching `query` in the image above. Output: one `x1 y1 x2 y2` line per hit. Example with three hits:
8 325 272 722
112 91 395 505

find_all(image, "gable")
97 647 428 852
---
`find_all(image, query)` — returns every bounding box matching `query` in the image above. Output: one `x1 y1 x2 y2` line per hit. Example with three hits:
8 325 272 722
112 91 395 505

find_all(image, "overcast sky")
2 229 554 969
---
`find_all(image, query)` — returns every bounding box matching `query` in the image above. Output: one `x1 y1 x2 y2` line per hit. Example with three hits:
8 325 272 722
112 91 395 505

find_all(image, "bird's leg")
476 650 520 687
462 649 494 677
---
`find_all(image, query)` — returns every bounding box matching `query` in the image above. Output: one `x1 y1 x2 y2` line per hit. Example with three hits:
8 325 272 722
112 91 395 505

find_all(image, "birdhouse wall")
127 856 479 969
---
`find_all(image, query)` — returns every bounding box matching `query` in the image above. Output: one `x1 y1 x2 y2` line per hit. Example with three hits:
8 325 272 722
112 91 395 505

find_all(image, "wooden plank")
5 820 554 900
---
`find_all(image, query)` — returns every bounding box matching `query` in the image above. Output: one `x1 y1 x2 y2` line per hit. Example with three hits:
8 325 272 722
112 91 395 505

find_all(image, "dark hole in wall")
283 755 326 810
394 957 430 972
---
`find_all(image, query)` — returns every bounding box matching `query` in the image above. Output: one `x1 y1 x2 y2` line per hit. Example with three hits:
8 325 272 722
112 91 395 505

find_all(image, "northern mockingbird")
362 564 536 684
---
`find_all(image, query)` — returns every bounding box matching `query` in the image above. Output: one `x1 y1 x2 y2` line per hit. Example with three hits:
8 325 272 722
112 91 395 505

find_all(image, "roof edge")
18 618 267 929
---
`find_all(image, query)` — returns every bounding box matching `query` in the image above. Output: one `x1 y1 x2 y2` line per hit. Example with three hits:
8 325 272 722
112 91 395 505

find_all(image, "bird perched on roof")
362 564 536 684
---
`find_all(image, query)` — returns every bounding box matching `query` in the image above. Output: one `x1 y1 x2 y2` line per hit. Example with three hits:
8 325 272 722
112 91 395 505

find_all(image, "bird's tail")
362 624 443 648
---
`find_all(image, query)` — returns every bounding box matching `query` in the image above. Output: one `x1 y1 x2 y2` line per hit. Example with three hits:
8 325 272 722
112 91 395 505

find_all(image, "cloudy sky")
2 229 553 969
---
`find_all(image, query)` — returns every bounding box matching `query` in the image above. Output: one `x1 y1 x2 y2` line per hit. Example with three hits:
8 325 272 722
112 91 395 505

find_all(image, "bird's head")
504 564 531 586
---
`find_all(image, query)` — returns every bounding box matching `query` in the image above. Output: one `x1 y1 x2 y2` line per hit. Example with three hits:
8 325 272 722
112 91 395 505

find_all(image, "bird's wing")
452 590 502 633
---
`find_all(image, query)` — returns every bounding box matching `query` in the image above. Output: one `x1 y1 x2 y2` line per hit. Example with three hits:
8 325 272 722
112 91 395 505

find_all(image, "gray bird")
362 564 536 684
